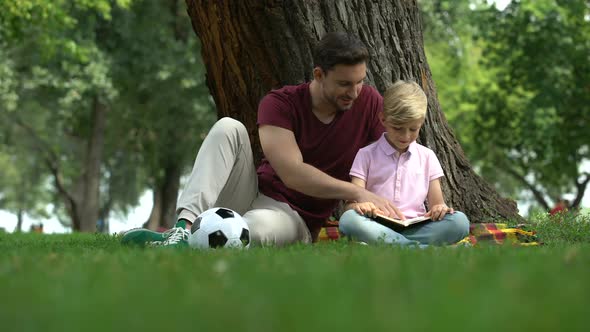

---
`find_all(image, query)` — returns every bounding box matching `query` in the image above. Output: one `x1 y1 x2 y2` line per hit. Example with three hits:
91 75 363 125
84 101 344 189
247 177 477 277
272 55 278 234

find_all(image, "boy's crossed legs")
339 209 470 247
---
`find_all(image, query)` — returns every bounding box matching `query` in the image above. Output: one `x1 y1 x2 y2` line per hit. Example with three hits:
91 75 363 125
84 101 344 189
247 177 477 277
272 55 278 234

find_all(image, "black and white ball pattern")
188 207 250 249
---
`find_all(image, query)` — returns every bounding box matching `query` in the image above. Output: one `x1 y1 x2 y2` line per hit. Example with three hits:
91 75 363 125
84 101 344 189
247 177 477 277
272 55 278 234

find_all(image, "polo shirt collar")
377 133 418 157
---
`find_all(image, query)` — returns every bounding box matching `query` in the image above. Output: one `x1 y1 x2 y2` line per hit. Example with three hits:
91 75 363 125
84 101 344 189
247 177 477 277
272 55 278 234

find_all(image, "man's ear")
313 66 324 81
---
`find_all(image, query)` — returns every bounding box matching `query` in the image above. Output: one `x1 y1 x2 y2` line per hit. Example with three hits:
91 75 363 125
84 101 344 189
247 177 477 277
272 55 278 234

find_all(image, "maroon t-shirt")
257 82 384 234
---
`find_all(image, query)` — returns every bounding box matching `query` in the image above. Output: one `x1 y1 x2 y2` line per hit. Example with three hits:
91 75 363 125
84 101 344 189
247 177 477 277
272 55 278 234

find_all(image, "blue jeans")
339 210 470 247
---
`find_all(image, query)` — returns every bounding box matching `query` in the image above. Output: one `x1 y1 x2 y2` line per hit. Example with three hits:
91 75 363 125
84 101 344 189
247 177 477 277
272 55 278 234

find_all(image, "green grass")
1 220 589 332
527 211 590 245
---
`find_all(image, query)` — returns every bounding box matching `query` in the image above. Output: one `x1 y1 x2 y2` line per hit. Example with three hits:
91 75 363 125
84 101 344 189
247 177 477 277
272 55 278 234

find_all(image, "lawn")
1 213 589 332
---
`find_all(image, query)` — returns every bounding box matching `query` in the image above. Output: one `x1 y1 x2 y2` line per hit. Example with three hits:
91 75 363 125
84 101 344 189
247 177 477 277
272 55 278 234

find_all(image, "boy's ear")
378 111 386 125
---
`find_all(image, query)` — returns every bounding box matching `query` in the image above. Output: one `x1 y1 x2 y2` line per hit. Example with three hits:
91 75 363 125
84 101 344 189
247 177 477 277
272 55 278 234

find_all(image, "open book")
373 214 431 231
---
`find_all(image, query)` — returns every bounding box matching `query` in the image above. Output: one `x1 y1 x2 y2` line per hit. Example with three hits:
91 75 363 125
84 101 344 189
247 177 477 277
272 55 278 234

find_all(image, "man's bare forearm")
278 161 402 219
280 162 363 201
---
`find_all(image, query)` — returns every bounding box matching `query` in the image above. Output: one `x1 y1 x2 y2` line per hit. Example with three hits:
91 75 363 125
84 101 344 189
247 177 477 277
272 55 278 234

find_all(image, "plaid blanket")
457 223 541 246
317 222 541 246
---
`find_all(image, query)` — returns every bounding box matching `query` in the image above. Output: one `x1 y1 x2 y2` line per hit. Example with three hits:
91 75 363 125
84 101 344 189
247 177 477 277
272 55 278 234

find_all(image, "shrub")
527 210 590 245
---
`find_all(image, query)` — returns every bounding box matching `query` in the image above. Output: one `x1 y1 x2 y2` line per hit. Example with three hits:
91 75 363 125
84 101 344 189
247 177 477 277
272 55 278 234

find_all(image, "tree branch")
11 115 79 226
572 173 590 208
497 162 550 210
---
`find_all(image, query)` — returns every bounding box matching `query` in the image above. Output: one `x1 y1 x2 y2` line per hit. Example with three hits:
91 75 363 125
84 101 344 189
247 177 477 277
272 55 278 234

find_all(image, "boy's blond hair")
382 80 427 124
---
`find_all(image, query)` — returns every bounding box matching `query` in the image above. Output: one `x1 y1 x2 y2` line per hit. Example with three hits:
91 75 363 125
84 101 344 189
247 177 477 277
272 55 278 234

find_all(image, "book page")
375 214 431 227
404 216 431 223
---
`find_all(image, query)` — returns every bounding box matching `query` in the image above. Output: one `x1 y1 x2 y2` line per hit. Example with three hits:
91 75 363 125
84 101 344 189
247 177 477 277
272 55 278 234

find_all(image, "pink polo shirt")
350 134 444 218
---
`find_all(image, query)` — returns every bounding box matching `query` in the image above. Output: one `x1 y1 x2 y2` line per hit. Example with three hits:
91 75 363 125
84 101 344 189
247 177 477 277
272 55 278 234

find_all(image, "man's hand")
350 202 384 218
355 189 404 220
425 204 454 221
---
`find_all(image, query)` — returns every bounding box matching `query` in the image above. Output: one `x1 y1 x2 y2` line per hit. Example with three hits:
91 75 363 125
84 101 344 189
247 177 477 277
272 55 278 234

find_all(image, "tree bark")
145 189 163 230
15 209 23 232
185 0 522 223
500 163 550 211
79 97 107 232
145 163 181 230
572 173 590 209
160 163 181 228
11 113 83 230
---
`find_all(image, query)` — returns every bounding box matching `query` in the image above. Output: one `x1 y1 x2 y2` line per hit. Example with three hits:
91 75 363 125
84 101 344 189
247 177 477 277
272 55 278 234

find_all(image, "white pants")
176 117 312 246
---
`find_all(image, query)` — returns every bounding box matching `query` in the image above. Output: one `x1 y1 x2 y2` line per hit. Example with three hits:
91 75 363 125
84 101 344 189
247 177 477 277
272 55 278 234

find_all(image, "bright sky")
0 192 150 234
489 0 511 10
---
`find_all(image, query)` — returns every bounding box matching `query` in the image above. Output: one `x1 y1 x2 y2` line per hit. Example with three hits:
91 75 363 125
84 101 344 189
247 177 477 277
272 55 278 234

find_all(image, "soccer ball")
187 207 250 249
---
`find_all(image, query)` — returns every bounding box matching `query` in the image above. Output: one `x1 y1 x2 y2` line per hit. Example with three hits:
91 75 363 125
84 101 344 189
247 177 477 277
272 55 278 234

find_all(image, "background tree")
101 0 215 230
185 0 521 223
422 0 590 212
0 46 51 231
473 0 590 211
0 0 121 232
0 0 214 232
420 1 527 204
0 145 50 232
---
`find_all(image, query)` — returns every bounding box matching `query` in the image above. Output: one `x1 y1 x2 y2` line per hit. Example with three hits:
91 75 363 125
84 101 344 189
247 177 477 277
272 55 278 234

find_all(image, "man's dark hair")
312 32 369 72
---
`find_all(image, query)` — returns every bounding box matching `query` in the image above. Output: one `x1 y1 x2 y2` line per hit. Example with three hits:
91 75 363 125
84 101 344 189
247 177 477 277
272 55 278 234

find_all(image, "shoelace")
162 227 189 245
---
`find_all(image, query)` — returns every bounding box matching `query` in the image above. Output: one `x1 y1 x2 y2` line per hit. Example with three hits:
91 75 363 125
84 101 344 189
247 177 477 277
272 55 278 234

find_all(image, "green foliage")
87 0 216 219
423 0 590 209
104 0 215 190
0 148 51 220
0 0 126 225
0 233 589 331
0 0 216 227
528 210 590 245
474 0 590 198
422 1 486 142
0 0 130 61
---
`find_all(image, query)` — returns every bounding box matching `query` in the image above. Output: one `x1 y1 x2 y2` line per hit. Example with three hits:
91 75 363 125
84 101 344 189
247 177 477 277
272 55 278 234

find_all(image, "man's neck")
309 80 338 123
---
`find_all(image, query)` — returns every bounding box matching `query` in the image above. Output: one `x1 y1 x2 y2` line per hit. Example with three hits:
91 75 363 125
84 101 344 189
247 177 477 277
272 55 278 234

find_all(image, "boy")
339 80 469 246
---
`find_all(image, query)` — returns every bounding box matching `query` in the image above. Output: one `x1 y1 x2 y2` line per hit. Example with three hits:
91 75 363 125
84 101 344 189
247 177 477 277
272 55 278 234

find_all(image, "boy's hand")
425 204 454 221
352 202 384 218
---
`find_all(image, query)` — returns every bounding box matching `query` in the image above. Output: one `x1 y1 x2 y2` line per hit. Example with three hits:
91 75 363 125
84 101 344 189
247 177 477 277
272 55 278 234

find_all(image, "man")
122 32 402 247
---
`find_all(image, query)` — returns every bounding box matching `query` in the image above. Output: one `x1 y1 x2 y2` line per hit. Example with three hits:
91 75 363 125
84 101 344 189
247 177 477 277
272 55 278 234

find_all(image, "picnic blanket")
317 221 541 246
456 223 541 246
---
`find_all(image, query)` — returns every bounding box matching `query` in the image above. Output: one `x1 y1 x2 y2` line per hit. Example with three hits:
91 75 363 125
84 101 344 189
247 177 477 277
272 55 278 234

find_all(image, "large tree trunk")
185 0 522 223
